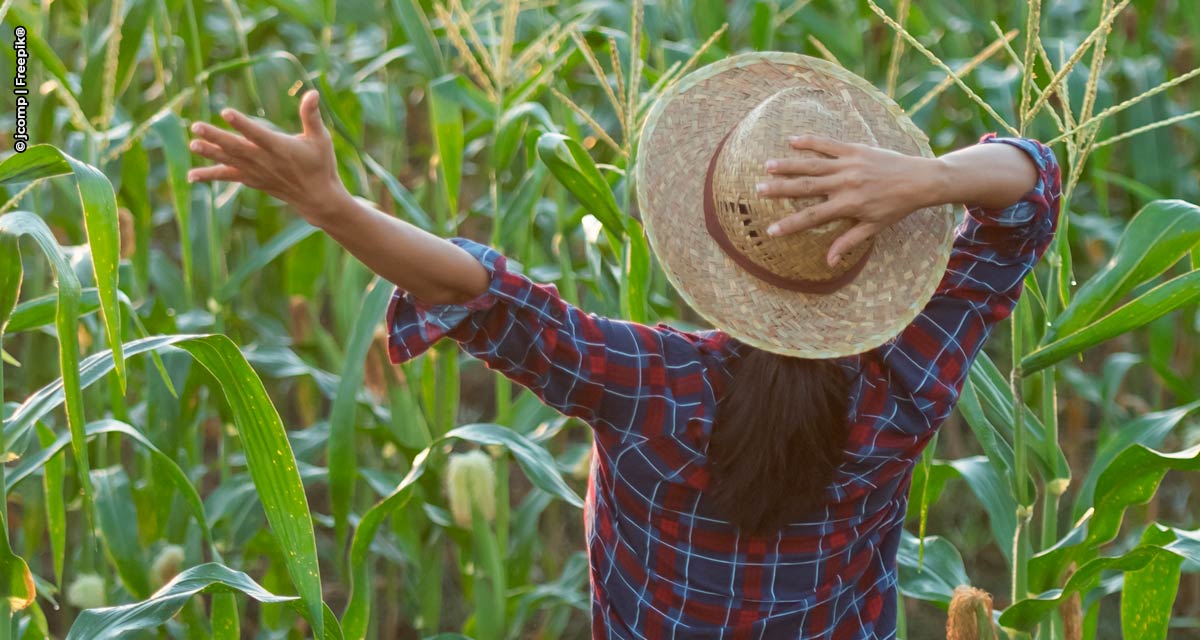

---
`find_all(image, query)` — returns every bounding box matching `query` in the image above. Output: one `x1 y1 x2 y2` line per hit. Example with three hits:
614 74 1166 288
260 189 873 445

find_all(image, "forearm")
930 140 1041 211
310 193 491 305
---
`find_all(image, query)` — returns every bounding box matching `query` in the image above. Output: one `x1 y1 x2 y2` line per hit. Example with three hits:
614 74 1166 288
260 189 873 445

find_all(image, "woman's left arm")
186 92 719 457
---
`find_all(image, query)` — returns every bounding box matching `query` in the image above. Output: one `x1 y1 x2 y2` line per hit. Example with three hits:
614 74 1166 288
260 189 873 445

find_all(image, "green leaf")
342 423 582 638
537 132 626 239
1001 526 1200 631
897 529 970 607
0 235 20 334
64 563 296 640
389 0 445 78
1 335 325 634
430 75 465 224
1045 199 1200 342
0 212 92 518
0 146 71 184
10 419 215 553
0 147 125 389
152 114 195 304
1074 400 1200 517
1022 268 1200 374
172 335 324 634
966 352 1069 481
495 103 554 172
1122 525 1182 640
35 423 64 588
92 467 151 599
946 457 1018 565
1028 442 1200 593
328 279 394 548
620 230 651 323
211 592 239 640
218 218 319 302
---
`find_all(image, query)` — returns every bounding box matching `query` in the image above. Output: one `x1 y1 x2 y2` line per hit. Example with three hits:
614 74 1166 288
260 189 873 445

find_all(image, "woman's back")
385 135 1061 639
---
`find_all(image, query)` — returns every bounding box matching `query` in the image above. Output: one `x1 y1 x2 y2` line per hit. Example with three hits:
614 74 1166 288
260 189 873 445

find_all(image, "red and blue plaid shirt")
386 135 1061 639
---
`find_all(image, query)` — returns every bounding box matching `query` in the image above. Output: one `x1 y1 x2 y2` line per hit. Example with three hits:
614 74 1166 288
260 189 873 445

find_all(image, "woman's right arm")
761 134 1062 461
876 136 1061 448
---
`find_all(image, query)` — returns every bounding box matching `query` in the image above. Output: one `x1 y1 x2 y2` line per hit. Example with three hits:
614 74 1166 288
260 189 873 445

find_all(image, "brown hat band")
702 127 872 295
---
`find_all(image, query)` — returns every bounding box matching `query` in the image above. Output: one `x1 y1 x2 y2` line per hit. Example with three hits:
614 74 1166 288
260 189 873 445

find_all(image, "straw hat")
635 51 958 359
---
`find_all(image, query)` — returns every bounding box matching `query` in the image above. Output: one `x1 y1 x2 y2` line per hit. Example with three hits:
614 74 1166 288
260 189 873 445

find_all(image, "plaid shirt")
386 135 1061 639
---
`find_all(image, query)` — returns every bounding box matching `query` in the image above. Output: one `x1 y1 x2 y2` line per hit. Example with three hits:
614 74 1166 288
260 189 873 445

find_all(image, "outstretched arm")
187 91 721 467
186 89 490 307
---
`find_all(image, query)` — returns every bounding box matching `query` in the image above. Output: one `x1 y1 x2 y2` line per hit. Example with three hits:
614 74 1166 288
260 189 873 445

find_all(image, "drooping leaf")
1028 442 1200 593
896 529 971 607
10 419 214 553
0 147 125 389
2 335 324 634
1074 400 1200 517
64 563 296 640
1001 526 1200 631
0 212 92 515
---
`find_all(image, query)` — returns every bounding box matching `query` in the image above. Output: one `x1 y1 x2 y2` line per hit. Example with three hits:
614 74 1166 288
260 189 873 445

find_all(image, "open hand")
187 90 350 225
756 135 944 267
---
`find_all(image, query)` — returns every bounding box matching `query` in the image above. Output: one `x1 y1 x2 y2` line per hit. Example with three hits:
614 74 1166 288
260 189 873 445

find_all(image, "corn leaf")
64 563 297 640
1 334 325 634
1022 269 1200 374
0 147 125 390
328 278 394 548
1044 199 1200 343
537 132 626 239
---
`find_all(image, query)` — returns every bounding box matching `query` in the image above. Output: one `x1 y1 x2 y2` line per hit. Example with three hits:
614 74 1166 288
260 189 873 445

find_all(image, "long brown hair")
708 346 852 535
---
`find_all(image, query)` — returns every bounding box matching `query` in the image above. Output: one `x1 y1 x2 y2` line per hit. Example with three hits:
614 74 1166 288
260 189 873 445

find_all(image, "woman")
188 53 1060 639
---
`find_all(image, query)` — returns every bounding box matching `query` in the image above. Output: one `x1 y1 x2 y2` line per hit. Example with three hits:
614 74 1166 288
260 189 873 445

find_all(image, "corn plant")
0 0 1199 638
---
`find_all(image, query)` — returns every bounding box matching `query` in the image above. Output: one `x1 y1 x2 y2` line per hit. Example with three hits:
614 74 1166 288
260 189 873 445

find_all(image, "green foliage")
2 0 1199 637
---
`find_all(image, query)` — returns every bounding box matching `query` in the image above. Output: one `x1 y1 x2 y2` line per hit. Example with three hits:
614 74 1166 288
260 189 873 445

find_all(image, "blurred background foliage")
1 0 1200 638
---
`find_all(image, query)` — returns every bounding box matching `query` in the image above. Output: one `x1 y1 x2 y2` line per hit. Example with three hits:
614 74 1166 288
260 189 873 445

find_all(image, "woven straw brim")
635 51 958 359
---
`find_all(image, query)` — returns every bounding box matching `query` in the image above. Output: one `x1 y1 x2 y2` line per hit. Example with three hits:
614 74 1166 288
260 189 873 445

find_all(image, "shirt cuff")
967 133 1059 228
385 236 508 365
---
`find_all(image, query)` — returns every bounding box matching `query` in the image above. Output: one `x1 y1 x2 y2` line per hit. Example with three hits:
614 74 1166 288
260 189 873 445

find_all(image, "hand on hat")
757 134 944 268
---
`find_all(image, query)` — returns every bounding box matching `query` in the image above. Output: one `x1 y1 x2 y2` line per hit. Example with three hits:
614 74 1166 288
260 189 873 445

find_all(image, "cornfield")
1 0 1199 638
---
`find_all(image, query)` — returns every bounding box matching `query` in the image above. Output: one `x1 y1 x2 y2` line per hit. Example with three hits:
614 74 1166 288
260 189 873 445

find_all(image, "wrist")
918 156 954 209
297 183 354 228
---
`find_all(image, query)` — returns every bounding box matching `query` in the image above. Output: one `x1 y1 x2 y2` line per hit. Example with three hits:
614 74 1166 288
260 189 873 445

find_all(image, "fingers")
756 175 839 199
764 156 835 176
186 164 248 184
827 221 878 267
788 134 851 157
189 139 235 166
220 107 286 151
299 90 329 139
767 199 848 237
191 121 260 160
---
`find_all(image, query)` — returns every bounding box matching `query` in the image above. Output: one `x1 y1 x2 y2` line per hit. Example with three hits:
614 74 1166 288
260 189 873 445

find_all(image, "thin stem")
1012 303 1031 612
